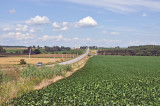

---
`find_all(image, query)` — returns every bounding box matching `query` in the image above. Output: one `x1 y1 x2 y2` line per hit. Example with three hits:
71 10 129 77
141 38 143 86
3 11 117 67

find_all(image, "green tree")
34 49 41 54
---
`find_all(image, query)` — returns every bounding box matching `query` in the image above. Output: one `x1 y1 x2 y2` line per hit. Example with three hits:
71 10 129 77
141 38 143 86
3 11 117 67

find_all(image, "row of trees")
23 47 41 54
98 45 160 56
44 46 70 52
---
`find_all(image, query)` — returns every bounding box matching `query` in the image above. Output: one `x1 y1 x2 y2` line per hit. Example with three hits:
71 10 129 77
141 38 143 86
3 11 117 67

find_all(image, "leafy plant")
7 56 160 105
20 59 27 65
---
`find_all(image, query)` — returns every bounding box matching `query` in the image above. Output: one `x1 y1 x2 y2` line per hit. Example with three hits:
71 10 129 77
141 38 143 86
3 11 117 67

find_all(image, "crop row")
7 56 160 105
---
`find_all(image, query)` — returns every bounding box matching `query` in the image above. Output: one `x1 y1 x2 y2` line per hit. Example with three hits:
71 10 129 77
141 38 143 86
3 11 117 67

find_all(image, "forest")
98 45 160 56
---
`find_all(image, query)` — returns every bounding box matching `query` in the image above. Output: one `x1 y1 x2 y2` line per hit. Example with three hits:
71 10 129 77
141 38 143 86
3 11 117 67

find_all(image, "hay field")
0 54 76 66
0 57 62 65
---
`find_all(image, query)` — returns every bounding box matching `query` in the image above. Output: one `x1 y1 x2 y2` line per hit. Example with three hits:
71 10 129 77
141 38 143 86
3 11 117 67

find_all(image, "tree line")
44 46 70 52
98 45 160 56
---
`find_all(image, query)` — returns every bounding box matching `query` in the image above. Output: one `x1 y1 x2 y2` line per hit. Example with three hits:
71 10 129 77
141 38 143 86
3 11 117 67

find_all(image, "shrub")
20 59 27 65
34 49 41 54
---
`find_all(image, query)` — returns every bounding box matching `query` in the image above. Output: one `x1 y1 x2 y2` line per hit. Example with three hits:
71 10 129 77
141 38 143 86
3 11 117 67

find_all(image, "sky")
0 0 160 47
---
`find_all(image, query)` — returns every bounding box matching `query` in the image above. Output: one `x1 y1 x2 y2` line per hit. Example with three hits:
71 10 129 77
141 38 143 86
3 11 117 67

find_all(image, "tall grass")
21 64 71 78
0 64 71 105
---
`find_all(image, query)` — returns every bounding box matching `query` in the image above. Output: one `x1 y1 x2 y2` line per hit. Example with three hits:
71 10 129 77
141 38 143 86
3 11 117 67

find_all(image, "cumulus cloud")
16 24 28 31
75 16 98 28
52 22 69 31
51 16 98 31
110 32 119 35
9 9 16 14
25 15 50 25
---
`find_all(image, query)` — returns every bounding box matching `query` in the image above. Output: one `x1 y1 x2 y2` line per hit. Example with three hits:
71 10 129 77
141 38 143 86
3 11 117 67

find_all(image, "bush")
34 49 41 54
20 59 27 65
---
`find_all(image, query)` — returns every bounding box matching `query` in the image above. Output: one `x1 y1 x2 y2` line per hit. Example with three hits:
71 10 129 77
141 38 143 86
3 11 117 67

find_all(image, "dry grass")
4 48 27 50
0 57 62 65
0 54 76 68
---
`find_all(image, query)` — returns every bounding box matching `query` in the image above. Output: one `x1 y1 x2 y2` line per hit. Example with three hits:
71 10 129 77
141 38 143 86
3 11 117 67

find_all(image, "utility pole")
54 53 55 63
29 48 31 65
48 52 50 63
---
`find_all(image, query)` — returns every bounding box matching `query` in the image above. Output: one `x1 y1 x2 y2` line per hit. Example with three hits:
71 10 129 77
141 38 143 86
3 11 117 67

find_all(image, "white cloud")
110 32 119 35
62 22 69 26
142 13 147 17
25 15 50 25
76 16 98 28
40 34 64 41
52 22 61 28
29 28 35 33
74 37 79 40
9 9 16 14
65 0 160 13
52 22 69 31
2 27 14 32
15 32 35 40
51 17 98 31
2 32 35 41
16 24 28 31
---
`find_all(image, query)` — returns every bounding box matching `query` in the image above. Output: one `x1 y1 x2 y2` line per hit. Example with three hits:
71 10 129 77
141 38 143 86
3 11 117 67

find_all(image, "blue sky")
0 0 160 47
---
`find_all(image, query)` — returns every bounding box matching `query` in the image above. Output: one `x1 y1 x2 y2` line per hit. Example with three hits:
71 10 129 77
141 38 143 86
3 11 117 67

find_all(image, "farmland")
7 56 160 105
0 54 76 67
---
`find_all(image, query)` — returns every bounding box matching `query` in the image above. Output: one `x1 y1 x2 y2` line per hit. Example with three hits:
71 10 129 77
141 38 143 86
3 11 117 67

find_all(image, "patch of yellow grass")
0 57 62 65
4 48 27 50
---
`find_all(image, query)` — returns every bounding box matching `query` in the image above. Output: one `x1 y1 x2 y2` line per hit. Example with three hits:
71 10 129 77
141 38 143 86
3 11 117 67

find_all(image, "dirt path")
34 56 90 90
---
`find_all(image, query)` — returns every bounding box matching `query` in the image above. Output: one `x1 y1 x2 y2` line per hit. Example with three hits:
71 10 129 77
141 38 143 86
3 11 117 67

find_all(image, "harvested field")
0 54 76 68
0 57 69 65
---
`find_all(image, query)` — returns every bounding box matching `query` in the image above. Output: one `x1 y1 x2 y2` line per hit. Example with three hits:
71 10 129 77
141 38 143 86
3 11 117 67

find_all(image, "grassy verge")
0 64 72 105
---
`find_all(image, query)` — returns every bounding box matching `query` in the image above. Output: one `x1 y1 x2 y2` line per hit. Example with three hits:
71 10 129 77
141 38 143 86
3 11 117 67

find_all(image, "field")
0 54 76 67
7 56 160 105
4 48 27 53
4 47 84 54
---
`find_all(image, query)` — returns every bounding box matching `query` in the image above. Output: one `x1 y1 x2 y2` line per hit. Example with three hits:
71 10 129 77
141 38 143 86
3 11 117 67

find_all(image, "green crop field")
7 56 160 105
